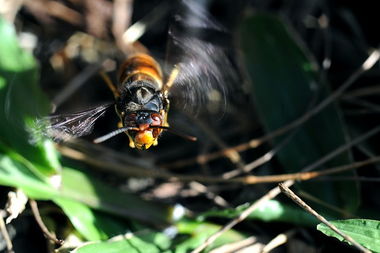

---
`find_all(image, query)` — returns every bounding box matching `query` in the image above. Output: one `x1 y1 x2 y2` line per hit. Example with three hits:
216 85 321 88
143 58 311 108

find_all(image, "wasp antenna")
93 127 137 143
99 71 120 98
152 125 197 142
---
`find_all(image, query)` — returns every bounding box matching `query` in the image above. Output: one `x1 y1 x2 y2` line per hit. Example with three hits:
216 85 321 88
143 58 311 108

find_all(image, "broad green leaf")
55 199 129 241
199 200 318 226
0 19 35 70
0 153 58 199
0 154 172 226
240 14 358 212
72 231 171 253
175 219 246 253
317 219 380 252
0 17 60 179
58 167 172 225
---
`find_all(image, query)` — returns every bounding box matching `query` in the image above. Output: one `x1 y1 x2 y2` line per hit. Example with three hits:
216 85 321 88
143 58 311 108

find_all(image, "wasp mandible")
36 1 237 150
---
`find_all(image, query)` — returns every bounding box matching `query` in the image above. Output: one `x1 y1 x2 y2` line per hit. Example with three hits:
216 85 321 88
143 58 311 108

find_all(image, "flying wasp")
37 1 237 150
95 53 180 149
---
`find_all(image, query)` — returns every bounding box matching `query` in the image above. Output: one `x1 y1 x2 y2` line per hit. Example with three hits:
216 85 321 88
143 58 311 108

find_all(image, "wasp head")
116 81 169 150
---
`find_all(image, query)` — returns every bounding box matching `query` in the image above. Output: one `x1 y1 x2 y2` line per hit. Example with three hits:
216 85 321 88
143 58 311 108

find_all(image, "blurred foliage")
0 18 60 180
240 14 358 212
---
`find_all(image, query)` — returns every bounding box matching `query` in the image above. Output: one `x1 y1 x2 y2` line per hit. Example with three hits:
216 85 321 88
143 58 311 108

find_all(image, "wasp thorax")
117 80 163 113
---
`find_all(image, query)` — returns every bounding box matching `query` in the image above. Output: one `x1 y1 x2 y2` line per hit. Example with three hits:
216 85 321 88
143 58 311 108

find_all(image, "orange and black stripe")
118 54 163 90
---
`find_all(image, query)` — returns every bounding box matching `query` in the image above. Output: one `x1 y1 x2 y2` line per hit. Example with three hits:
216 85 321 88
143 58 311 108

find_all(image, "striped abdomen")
118 53 163 90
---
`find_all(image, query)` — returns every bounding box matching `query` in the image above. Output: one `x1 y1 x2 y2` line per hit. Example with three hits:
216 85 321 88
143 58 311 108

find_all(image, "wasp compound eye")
150 113 162 126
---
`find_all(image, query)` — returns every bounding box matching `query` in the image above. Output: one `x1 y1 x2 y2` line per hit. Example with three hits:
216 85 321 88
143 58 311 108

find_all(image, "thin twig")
0 211 14 253
188 181 230 207
24 0 83 26
58 140 380 184
193 118 246 174
278 183 370 252
208 236 261 253
301 125 380 173
314 176 380 182
190 180 295 253
190 105 380 252
343 96 380 113
222 125 300 178
261 229 296 253
0 0 23 23
343 85 380 99
29 199 64 246
240 155 380 184
166 50 380 169
53 62 104 107
84 0 112 38
112 0 133 38
122 1 170 44
298 191 356 218
223 83 320 179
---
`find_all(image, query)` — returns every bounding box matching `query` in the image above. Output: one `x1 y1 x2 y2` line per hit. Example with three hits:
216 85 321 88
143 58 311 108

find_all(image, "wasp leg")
117 121 135 148
162 66 179 97
128 136 136 148
100 71 120 98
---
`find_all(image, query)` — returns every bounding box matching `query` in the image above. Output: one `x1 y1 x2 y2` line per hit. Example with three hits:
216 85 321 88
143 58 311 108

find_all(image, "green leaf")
54 199 129 241
0 17 60 180
240 14 358 212
72 231 171 253
199 200 319 226
0 153 58 199
0 154 172 226
0 19 35 70
174 219 246 253
58 167 172 225
317 219 380 252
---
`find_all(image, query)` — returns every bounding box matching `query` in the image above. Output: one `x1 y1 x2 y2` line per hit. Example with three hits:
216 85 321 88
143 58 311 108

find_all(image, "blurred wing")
165 1 238 112
32 103 112 142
